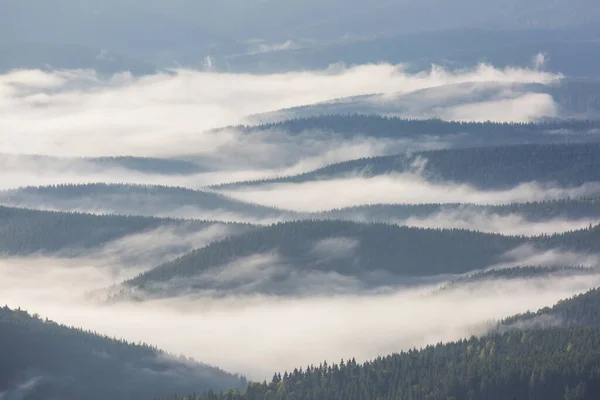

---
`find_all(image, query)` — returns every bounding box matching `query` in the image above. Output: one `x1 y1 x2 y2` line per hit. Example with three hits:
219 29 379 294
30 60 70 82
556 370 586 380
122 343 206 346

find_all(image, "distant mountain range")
3 2 600 74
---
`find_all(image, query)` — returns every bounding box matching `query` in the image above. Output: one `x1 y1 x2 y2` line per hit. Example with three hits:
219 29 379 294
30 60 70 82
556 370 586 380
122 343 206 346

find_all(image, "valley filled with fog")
3 2 600 399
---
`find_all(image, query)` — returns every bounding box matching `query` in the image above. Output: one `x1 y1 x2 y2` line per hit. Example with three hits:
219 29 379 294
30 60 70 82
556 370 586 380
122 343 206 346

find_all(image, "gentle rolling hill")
116 220 600 299
0 183 292 222
231 115 600 141
0 154 208 176
248 80 600 122
316 198 600 226
163 287 600 400
0 306 245 400
0 205 252 257
213 142 600 191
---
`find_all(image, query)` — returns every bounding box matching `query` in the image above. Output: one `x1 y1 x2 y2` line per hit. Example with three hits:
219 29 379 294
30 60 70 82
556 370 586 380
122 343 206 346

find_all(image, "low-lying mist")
221 173 600 211
2 57 597 389
0 132 438 191
398 211 600 236
0 63 564 193
259 81 562 124
2 250 598 380
0 63 559 159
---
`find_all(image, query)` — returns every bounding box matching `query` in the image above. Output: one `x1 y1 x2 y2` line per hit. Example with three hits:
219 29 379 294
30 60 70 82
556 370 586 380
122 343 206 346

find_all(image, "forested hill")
0 306 245 400
0 183 289 220
0 206 249 256
213 142 600 190
502 287 600 329
0 154 206 175
317 198 600 223
170 325 600 400
542 223 600 252
230 115 600 140
122 220 523 297
245 80 600 121
120 220 600 299
164 290 600 400
86 156 206 175
436 266 600 294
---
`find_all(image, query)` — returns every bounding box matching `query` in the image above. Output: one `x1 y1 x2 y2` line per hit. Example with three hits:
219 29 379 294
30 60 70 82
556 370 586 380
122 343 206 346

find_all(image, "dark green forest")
163 289 600 400
232 115 600 140
0 183 287 219
502 288 600 328
436 266 599 294
122 220 600 298
89 156 206 175
214 142 600 190
248 80 600 120
123 220 522 296
0 306 245 400
317 197 600 223
0 206 250 255
181 326 600 400
6 4 600 400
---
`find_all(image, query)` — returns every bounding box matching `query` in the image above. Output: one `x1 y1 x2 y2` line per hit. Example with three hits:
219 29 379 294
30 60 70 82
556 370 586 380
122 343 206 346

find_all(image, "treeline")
502 287 600 328
122 220 600 298
227 115 600 139
436 266 599 294
169 326 600 400
0 183 286 218
124 220 523 296
0 206 245 255
90 156 205 175
317 197 600 223
163 289 600 400
0 306 245 400
213 142 600 190
0 154 204 175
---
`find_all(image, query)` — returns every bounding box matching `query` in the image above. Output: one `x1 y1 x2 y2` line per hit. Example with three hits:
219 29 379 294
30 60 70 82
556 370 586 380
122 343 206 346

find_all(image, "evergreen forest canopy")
248 80 600 121
169 326 600 400
119 220 600 299
0 306 246 400
160 288 600 400
435 266 600 294
4 127 600 399
0 205 248 256
214 142 600 190
5 1 600 395
0 183 289 220
232 115 600 140
317 197 600 223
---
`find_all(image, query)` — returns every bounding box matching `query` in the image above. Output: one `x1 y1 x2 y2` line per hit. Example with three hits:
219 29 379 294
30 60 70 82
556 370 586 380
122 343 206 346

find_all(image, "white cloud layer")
1 256 598 380
0 61 594 385
0 63 560 160
400 210 600 236
221 173 600 212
